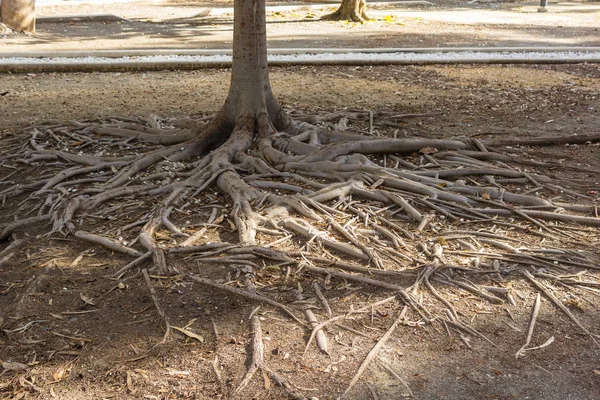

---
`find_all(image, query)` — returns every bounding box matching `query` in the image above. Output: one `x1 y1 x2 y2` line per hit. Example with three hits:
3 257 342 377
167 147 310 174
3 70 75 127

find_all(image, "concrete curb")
1 50 599 73
3 47 600 59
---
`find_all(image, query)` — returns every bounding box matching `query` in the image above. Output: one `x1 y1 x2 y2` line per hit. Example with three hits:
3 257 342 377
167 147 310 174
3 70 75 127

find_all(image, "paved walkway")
1 1 599 53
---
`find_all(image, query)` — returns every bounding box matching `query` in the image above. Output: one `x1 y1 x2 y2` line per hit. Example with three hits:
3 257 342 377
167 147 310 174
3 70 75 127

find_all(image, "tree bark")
207 0 288 137
1 0 36 33
322 0 370 22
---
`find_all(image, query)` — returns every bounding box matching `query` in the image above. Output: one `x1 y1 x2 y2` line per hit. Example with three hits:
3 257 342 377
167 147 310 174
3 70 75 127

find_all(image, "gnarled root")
1 107 599 358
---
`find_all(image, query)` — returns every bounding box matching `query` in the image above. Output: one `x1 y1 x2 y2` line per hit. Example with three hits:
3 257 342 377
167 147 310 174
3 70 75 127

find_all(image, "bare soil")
1 2 600 400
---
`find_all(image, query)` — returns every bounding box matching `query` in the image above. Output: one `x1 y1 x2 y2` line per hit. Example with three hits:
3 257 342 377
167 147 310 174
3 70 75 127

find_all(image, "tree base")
0 0 36 33
321 0 370 22
1 107 600 396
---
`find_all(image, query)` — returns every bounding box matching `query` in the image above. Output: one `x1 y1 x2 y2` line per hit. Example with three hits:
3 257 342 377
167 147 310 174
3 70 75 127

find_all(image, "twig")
74 230 143 257
377 359 413 397
515 293 541 358
520 270 599 346
181 227 207 247
313 282 332 317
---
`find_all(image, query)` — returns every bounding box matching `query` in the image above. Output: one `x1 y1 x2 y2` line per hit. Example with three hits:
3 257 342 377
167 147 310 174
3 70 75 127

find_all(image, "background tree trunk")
322 0 369 22
1 0 36 33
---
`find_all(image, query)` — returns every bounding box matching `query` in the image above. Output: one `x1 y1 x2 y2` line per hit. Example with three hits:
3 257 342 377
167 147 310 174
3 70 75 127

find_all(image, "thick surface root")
1 110 599 397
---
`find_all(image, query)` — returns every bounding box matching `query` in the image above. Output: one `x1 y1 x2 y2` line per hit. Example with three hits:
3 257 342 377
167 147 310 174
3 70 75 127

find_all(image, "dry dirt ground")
1 2 600 400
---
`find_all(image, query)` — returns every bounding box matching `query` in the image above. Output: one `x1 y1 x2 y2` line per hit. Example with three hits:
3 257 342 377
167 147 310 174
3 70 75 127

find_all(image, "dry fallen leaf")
13 391 26 400
593 369 600 375
419 146 438 154
52 370 62 382
481 192 491 200
79 292 96 306
52 366 68 382
227 218 236 231
126 371 136 393
2 361 28 371
262 369 271 390
134 369 150 383
50 313 64 320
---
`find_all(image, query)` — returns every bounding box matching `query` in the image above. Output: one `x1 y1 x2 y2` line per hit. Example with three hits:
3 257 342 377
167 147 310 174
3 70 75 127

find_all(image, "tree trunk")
208 0 288 137
0 0 36 33
322 0 369 22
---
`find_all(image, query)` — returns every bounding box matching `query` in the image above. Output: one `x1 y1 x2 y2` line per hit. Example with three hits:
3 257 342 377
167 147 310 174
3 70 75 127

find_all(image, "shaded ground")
1 1 600 400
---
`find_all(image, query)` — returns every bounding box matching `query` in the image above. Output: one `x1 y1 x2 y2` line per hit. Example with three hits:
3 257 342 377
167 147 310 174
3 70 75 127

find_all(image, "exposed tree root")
520 270 598 345
3 0 600 394
142 268 171 343
234 315 307 399
1 102 599 396
189 274 305 326
0 236 24 267
341 306 408 398
485 131 600 148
